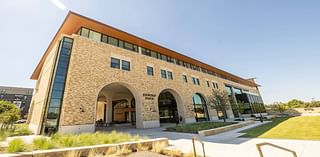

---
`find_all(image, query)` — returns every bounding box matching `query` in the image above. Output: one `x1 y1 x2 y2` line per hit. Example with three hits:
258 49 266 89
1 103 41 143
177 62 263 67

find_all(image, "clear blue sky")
1 0 319 104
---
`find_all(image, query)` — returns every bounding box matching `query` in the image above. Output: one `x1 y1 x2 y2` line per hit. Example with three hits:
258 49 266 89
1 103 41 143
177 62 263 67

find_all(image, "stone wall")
28 43 59 134
29 34 262 134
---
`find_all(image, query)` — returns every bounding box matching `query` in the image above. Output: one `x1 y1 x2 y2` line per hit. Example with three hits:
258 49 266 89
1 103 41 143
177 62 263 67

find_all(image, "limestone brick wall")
28 43 59 134
57 35 261 128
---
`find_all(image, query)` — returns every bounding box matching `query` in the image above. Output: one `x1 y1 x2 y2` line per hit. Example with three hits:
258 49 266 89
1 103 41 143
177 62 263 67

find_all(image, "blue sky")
0 0 319 104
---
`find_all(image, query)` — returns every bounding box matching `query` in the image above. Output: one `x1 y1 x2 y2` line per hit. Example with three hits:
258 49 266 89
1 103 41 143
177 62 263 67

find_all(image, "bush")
0 100 20 130
7 138 26 153
32 137 55 150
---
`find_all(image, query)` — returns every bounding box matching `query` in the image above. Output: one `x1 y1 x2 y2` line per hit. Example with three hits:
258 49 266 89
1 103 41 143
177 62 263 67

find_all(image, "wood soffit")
30 11 258 87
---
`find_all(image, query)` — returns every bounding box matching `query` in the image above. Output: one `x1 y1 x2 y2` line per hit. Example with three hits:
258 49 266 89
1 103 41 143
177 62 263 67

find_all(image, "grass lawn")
166 121 237 133
241 116 320 140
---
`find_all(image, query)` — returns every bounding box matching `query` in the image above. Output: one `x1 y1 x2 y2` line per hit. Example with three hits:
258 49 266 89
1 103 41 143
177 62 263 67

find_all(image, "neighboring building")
28 11 265 135
0 86 34 118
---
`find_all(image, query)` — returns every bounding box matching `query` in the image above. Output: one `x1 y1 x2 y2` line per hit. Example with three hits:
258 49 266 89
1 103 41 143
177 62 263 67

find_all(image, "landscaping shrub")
7 138 26 153
32 137 55 150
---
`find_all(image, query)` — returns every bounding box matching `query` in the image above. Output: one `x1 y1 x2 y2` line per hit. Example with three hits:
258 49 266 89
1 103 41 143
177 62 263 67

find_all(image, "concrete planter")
198 121 255 136
3 138 168 157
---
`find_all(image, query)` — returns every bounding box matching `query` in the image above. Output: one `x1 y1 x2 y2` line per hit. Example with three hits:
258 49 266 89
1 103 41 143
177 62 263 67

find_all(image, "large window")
121 60 130 71
158 91 178 123
111 58 120 69
147 66 154 76
43 37 73 134
192 93 209 121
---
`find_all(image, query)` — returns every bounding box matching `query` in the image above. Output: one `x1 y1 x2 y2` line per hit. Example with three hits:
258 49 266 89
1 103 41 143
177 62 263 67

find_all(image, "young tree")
0 100 20 130
207 89 231 122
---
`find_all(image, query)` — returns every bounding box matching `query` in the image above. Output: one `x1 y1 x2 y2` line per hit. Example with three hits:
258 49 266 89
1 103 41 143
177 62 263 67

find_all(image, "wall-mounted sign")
143 93 156 100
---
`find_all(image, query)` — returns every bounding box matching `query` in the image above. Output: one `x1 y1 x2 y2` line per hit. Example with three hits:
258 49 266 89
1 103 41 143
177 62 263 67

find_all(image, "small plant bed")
4 131 143 153
0 124 32 141
166 121 237 133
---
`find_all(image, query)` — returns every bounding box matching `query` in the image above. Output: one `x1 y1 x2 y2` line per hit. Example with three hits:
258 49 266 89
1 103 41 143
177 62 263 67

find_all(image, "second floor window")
206 81 210 87
147 66 154 76
167 71 173 80
122 60 130 71
182 75 187 83
192 77 200 85
161 70 167 79
111 58 120 69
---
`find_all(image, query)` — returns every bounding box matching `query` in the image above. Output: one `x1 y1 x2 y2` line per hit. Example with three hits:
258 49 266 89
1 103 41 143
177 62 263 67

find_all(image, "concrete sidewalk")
101 121 320 157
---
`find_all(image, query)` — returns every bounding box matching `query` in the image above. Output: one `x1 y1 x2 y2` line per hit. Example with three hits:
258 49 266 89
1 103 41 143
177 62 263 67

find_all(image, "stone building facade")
28 11 265 135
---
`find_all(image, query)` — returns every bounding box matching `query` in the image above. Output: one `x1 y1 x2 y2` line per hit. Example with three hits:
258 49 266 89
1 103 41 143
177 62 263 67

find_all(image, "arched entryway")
158 89 184 124
192 93 209 122
95 82 141 129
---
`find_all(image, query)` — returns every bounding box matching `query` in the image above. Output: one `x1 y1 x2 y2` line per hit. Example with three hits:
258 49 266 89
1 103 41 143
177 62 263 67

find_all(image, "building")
28 11 265 135
0 86 34 119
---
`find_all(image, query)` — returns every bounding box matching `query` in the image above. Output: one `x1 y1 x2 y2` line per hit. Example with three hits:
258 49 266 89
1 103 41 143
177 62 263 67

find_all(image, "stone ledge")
198 120 255 136
3 138 168 157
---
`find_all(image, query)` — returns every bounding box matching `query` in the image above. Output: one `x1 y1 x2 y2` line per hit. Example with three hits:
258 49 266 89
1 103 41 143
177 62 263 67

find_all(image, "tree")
287 99 304 108
0 100 20 130
207 89 230 122
270 102 287 113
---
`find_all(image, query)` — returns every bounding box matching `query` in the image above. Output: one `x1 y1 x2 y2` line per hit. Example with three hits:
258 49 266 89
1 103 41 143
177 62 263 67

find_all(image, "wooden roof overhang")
31 11 258 87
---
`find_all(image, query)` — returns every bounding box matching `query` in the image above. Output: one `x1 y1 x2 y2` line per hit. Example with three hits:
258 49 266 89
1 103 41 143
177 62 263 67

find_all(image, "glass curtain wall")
42 37 73 134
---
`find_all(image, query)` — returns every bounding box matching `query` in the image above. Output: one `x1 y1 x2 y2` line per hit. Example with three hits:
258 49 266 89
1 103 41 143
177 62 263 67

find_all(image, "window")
206 81 210 87
118 40 124 48
215 83 219 89
167 71 173 80
108 36 118 46
101 34 108 43
111 58 120 69
161 54 167 61
80 28 89 37
182 75 187 83
124 42 133 50
121 60 130 71
192 93 209 121
192 77 197 85
89 30 101 42
192 77 200 85
151 51 158 59
212 82 216 88
196 78 200 85
147 66 154 76
160 70 167 79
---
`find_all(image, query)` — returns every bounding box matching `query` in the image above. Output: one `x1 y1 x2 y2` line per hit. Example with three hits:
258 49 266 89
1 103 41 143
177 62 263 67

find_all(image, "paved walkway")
99 121 320 157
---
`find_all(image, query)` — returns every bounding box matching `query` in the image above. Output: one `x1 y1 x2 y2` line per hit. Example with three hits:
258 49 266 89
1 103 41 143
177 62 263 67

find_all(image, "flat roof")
31 11 258 87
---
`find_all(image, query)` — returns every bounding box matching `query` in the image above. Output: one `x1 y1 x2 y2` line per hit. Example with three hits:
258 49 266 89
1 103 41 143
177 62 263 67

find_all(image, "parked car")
16 119 27 124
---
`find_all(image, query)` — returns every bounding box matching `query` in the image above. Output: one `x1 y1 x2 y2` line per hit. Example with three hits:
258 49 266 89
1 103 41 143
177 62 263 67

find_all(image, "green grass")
166 121 237 133
241 116 320 140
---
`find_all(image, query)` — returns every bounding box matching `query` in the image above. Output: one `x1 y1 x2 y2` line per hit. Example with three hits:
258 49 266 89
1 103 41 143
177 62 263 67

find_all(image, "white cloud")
51 0 66 10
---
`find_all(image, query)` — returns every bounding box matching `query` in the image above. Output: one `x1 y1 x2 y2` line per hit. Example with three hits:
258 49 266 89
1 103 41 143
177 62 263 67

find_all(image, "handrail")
256 142 297 157
192 136 206 157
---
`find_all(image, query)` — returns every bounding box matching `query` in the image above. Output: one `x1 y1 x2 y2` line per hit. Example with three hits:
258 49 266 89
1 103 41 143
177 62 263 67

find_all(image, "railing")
192 136 206 157
256 142 297 157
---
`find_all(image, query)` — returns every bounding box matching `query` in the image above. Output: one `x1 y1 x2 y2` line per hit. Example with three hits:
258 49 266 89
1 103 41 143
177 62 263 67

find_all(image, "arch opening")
158 91 179 123
192 93 209 122
95 83 138 128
